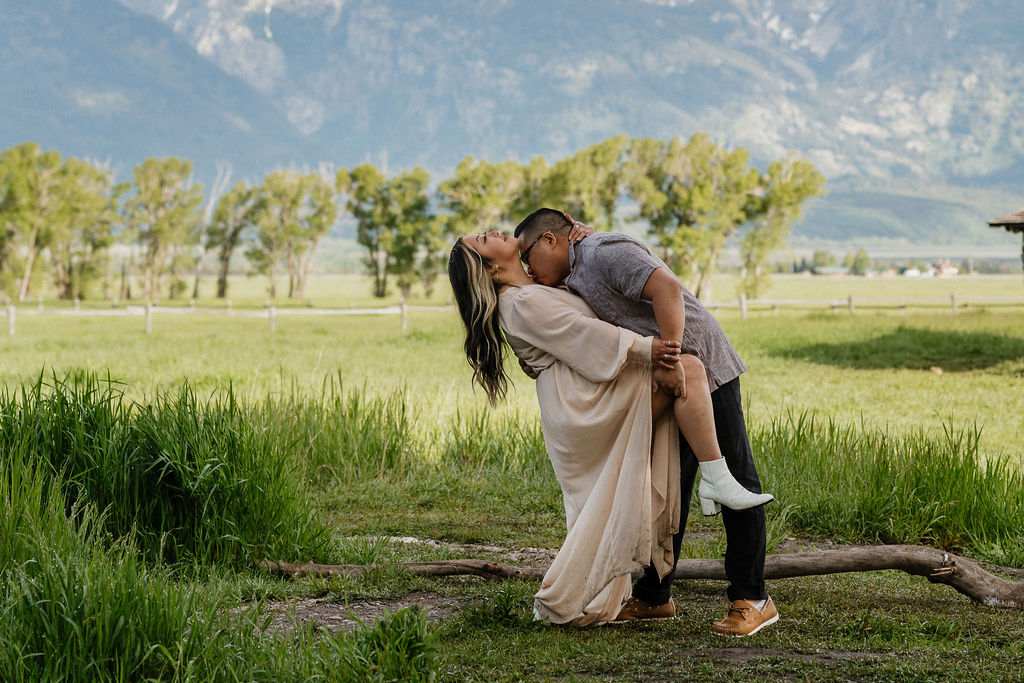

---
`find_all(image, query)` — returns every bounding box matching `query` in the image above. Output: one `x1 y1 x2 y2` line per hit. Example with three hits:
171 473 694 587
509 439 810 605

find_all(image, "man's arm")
641 267 687 398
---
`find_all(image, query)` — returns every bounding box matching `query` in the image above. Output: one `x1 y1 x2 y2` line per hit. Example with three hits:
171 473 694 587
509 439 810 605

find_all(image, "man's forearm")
643 269 686 343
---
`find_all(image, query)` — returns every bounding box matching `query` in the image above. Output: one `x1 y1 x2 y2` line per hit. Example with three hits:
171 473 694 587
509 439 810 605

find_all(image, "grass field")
1 272 1022 681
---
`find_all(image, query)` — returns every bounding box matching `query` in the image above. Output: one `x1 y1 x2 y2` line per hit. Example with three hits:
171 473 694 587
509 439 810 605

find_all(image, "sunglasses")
520 232 545 266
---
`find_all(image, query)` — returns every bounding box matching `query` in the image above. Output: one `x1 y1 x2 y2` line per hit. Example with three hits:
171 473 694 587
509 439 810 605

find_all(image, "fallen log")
260 544 1024 609
258 558 546 581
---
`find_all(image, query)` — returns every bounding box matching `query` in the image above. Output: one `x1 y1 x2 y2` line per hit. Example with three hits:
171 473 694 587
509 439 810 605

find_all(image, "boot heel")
700 497 721 516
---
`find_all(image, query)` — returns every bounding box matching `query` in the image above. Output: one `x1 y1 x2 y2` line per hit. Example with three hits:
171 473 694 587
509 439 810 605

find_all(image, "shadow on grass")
775 326 1024 372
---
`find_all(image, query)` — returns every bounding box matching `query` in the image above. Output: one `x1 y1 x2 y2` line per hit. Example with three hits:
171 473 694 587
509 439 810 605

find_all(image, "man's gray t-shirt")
564 232 747 392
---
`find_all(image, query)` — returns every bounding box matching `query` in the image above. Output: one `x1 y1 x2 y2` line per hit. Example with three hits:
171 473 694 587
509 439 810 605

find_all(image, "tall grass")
0 372 332 567
755 411 1024 565
0 443 437 681
257 377 550 482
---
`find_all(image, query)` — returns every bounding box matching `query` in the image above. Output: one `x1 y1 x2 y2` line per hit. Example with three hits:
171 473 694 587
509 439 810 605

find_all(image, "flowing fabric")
499 285 680 626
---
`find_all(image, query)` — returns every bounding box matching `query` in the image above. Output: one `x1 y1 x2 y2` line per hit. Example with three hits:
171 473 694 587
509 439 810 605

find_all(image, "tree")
123 157 203 301
812 250 837 271
0 143 71 301
342 164 436 299
438 157 524 236
293 172 338 300
246 170 337 300
846 249 872 275
191 162 233 299
738 156 826 298
49 159 124 300
543 134 627 229
207 181 262 299
248 171 299 299
386 168 433 300
341 164 388 297
627 134 761 301
417 214 452 298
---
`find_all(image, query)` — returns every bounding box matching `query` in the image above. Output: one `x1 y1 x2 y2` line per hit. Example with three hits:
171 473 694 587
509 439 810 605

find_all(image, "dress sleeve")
502 287 652 383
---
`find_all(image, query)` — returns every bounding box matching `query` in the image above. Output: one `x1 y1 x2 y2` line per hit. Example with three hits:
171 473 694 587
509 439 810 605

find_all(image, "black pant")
632 376 768 605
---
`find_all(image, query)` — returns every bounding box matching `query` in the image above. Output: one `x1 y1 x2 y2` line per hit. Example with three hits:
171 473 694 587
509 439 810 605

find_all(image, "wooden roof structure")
988 209 1024 273
988 209 1024 233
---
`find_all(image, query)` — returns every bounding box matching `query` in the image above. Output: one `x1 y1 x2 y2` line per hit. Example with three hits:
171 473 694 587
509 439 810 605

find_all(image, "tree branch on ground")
259 545 1024 609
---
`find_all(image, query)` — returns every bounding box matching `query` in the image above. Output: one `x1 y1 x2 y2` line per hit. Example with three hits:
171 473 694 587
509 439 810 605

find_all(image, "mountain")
3 0 1023 249
0 0 320 182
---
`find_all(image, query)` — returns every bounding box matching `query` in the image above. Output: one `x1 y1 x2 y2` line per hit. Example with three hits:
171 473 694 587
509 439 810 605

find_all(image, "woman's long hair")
448 238 509 405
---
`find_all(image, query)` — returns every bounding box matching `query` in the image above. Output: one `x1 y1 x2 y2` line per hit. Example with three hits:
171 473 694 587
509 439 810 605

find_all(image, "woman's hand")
651 337 681 370
566 217 596 242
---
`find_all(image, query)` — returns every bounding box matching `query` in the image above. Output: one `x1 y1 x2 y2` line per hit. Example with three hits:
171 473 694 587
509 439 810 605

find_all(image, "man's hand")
519 356 540 380
652 363 686 399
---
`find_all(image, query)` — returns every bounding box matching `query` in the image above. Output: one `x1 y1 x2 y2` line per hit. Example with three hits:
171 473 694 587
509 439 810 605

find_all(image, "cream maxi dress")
499 285 681 626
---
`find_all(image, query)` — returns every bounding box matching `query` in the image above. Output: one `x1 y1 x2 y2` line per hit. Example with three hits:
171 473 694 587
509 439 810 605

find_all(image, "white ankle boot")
698 458 773 516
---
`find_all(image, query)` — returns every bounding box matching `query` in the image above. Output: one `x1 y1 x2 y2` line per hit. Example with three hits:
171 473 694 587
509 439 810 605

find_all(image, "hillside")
2 0 1022 248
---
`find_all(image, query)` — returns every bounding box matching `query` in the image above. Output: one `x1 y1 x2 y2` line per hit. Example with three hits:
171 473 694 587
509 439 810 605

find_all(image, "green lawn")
6 274 1022 462
2 272 1023 681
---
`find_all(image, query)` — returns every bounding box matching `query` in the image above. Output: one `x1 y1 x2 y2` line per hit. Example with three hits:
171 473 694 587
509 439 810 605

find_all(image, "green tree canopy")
123 157 203 300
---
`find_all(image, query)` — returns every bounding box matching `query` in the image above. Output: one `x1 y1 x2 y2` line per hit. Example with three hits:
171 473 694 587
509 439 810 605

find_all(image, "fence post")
7 305 14 336
74 297 80 311
400 299 408 331
831 301 838 315
848 295 855 314
739 293 747 320
899 298 905 315
145 302 153 334
951 292 958 315
268 305 276 333
773 303 780 316
37 295 43 312
226 299 232 312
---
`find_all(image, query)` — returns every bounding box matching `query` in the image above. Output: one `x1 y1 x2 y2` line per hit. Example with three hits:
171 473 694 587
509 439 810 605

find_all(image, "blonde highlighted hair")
447 238 509 405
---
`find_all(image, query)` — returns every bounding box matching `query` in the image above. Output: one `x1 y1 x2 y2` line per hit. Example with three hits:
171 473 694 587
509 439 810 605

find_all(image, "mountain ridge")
3 0 1022 249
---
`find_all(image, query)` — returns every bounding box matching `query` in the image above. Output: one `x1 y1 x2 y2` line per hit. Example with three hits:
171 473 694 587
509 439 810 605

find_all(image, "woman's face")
464 231 519 264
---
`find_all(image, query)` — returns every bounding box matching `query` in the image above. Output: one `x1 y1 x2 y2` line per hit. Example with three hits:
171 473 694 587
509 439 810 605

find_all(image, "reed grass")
754 411 1024 565
0 444 437 681
0 371 332 567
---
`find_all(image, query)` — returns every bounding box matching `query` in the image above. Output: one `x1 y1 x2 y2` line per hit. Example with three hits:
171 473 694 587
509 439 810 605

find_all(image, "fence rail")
0 300 455 335
712 293 1024 319
2 293 1023 335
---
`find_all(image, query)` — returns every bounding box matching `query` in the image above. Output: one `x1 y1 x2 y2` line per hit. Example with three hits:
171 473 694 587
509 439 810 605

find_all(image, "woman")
448 231 771 625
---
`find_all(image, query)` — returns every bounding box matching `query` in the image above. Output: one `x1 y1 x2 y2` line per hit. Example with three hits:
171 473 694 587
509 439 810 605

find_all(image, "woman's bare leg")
660 355 772 513
672 355 724 462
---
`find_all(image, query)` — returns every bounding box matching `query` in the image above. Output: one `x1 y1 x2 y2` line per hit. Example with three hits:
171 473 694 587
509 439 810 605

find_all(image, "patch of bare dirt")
385 535 558 567
233 590 460 635
678 647 882 664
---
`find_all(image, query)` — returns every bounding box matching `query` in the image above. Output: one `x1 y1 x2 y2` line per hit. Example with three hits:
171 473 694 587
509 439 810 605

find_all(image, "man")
513 207 776 637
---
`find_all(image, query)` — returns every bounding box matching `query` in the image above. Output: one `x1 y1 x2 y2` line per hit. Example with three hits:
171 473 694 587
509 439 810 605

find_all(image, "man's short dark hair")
514 207 571 241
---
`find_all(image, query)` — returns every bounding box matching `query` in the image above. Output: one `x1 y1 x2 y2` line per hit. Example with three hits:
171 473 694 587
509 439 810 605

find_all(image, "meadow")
1 273 1022 681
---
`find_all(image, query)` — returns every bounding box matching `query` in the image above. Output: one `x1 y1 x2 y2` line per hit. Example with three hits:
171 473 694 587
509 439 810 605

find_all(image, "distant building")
933 260 959 277
815 266 849 277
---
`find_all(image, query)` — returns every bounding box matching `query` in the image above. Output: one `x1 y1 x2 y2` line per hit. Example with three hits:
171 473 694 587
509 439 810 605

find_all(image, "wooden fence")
2 292 1023 336
713 293 1024 319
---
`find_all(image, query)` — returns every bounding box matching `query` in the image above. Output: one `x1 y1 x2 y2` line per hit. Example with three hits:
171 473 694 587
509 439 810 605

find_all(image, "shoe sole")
609 613 676 625
712 613 779 637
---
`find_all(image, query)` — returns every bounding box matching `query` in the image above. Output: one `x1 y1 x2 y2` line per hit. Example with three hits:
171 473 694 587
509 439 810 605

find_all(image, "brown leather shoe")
611 596 676 623
711 597 779 637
